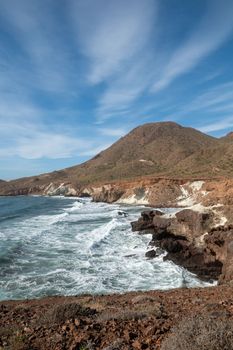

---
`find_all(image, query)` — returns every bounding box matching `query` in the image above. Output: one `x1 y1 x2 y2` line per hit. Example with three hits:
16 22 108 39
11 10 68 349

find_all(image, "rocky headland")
1 122 233 348
131 208 233 284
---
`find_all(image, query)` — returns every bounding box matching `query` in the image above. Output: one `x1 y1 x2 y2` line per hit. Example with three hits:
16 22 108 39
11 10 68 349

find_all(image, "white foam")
0 196 214 300
65 200 84 212
85 218 121 250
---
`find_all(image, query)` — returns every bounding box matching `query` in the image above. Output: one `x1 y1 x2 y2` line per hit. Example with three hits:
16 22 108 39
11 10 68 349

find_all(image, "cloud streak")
152 0 233 91
0 0 78 94
70 0 157 122
0 118 111 159
198 117 233 133
0 0 233 178
70 0 156 85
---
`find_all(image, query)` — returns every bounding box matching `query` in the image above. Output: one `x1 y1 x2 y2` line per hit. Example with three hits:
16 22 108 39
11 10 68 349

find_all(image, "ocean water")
0 196 213 300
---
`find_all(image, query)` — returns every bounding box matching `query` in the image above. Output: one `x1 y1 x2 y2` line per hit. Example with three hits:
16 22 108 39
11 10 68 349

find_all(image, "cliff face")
131 205 233 285
2 176 233 217
1 121 233 198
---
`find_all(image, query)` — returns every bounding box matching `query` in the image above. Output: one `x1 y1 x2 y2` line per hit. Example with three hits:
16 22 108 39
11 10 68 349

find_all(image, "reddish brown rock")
0 286 233 350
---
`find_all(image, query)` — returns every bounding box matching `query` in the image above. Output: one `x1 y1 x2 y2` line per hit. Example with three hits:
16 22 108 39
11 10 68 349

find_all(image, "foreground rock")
131 209 233 283
0 286 233 350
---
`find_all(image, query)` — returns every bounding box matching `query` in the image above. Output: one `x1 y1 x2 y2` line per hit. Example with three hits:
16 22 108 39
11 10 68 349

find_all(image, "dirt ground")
1 285 233 350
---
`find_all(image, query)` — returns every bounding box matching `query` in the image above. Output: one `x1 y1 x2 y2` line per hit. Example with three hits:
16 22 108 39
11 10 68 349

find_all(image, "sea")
0 196 214 300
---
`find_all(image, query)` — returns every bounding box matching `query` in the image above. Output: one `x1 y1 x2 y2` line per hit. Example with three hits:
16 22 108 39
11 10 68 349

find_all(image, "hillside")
221 131 233 142
0 121 233 195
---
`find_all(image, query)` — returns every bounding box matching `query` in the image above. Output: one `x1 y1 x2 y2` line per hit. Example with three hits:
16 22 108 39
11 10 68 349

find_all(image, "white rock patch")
117 189 149 205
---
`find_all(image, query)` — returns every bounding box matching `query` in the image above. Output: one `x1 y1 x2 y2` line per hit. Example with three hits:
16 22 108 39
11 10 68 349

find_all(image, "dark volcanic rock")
131 209 226 282
145 249 158 258
206 225 233 285
173 209 214 240
131 210 164 232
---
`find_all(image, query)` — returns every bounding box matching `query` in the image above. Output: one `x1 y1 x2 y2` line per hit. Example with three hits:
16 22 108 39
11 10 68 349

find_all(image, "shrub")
40 302 96 325
97 303 162 322
161 314 233 350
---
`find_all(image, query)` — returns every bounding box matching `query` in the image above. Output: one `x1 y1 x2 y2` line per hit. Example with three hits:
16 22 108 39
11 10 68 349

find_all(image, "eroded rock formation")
131 209 233 284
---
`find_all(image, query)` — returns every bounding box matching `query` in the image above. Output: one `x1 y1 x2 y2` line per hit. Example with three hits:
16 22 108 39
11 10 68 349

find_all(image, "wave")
0 196 214 300
0 214 21 223
65 200 84 213
83 218 120 251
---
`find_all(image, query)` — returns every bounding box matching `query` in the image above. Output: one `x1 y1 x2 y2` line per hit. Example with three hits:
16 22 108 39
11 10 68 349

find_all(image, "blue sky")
1 0 233 179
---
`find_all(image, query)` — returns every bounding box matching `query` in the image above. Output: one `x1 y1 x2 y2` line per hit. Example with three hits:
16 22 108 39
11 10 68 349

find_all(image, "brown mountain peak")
1 121 233 195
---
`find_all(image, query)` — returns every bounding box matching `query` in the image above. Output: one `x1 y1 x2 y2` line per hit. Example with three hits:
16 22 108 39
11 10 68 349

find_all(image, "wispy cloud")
70 0 156 85
0 119 111 159
96 55 155 122
178 81 233 116
98 127 127 137
69 0 157 122
1 0 233 178
0 0 77 94
152 0 233 91
198 117 233 133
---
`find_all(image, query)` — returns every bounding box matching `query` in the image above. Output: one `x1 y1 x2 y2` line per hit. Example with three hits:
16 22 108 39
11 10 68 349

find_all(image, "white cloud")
0 123 109 159
152 0 233 91
98 127 127 137
79 144 112 157
70 0 156 85
198 117 233 133
0 105 119 159
0 0 76 94
177 81 233 116
69 0 157 123
96 53 156 122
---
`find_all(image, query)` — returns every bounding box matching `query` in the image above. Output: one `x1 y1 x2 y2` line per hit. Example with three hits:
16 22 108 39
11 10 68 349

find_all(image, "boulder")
131 210 164 232
145 249 157 258
173 209 214 241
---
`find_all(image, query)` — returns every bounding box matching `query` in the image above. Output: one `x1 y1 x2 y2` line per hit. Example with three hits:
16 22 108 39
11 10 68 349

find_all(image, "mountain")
220 131 233 142
1 121 233 195
65 121 217 183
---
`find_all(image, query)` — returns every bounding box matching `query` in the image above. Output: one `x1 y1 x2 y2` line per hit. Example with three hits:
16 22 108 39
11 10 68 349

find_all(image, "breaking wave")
0 196 214 300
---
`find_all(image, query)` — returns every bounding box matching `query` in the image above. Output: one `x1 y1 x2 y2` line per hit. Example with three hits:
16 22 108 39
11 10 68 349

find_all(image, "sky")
0 0 233 179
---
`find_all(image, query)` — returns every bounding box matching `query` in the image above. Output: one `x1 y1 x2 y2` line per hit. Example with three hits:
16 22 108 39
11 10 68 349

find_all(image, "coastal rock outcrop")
43 183 78 196
88 185 124 203
206 225 233 285
131 209 233 283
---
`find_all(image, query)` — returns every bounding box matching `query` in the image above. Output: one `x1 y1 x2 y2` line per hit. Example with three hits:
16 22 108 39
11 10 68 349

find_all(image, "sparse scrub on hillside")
161 314 233 350
39 302 96 325
97 303 163 322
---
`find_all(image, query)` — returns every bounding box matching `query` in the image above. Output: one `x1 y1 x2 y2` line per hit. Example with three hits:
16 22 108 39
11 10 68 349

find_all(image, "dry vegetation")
161 313 233 350
1 121 233 195
1 286 233 350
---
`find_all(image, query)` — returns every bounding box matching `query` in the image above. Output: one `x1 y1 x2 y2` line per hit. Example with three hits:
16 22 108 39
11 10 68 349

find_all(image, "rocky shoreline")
131 209 233 284
1 178 233 348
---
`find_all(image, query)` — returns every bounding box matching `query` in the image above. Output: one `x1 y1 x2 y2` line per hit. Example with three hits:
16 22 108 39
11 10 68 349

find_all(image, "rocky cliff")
1 121 233 198
131 207 233 285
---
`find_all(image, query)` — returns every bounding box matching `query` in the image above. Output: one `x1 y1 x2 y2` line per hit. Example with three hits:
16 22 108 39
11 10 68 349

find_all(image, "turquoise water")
0 196 212 300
